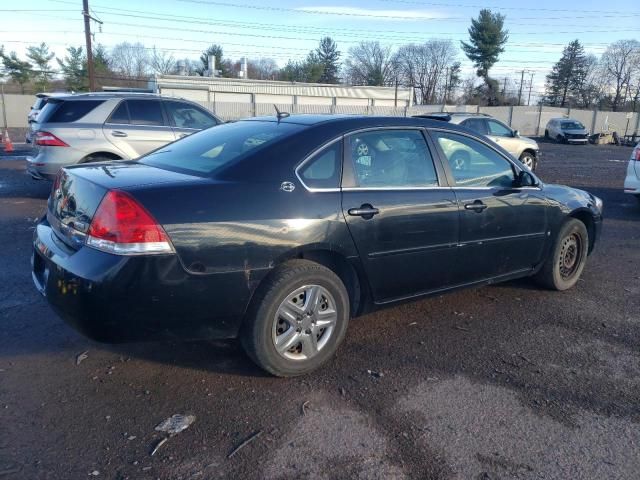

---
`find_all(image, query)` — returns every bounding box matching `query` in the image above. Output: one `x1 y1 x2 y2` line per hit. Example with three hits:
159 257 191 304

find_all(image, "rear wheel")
544 129 549 139
535 218 589 291
241 260 350 377
519 152 537 171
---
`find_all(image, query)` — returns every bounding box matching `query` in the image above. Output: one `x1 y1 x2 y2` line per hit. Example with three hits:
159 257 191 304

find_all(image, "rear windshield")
38 99 104 123
139 120 303 175
561 121 585 130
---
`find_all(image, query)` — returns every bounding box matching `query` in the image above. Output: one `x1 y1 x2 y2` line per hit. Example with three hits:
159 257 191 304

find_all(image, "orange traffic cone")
2 130 13 153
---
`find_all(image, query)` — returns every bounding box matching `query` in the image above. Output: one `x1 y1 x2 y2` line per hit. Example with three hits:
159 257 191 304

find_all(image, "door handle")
348 204 380 219
111 131 128 137
464 200 487 212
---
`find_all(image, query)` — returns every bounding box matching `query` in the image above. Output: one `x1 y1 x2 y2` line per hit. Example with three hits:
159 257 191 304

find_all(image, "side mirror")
513 129 520 137
516 170 537 187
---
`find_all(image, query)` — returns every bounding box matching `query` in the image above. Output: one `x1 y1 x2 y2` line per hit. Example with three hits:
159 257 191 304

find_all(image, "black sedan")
32 115 603 376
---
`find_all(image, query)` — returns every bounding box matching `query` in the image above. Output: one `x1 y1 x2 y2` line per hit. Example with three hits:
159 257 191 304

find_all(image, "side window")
462 118 487 135
433 131 515 189
126 100 165 126
347 129 438 188
165 101 218 130
44 100 105 123
108 101 129 124
298 141 342 189
487 120 512 137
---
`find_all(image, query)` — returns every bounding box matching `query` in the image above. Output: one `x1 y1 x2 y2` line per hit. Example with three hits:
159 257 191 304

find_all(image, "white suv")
624 142 640 203
26 93 221 180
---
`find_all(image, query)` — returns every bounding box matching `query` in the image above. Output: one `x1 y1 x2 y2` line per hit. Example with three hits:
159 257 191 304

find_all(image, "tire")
534 218 589 291
635 195 640 205
544 129 549 139
519 152 537 171
556 134 565 144
241 259 350 377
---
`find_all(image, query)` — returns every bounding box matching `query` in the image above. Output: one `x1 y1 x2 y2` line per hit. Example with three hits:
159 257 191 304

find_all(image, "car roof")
240 114 471 129
49 92 167 101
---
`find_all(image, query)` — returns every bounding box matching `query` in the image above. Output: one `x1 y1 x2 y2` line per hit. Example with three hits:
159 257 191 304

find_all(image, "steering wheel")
450 149 470 171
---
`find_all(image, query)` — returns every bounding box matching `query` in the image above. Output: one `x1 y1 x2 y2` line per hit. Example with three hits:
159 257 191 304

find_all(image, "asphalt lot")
0 141 638 480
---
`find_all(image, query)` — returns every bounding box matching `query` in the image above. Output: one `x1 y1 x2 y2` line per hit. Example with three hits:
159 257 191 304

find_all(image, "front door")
163 100 220 140
486 119 520 157
104 99 176 159
430 130 548 283
341 128 460 303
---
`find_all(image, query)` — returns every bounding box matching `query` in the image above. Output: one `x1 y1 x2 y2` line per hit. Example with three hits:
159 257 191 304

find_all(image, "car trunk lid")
48 162 208 250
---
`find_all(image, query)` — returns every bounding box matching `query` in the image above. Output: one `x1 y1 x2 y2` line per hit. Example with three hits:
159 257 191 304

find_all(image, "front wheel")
557 134 566 144
534 219 589 290
241 260 350 377
519 152 537 171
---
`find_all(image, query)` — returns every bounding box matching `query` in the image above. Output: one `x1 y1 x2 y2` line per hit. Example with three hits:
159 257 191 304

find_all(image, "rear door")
430 129 548 282
103 99 176 158
341 128 460 303
163 100 219 139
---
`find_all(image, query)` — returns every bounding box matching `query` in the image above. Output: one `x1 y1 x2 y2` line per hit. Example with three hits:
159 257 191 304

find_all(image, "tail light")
86 190 174 255
35 131 68 147
51 170 63 196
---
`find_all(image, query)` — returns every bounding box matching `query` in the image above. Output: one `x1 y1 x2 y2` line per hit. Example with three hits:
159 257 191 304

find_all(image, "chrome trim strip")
368 242 457 258
342 186 450 191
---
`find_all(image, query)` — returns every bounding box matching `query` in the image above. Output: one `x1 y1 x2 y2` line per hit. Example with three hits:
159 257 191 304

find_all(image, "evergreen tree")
197 45 230 77
461 9 508 105
0 51 32 93
545 40 588 107
57 47 87 91
26 42 54 92
316 37 340 84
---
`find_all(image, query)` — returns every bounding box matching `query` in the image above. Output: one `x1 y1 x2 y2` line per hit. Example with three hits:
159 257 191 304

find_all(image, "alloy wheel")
272 285 337 361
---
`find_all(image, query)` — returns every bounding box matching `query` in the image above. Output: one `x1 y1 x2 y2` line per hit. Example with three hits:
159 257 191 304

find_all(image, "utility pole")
502 77 507 97
82 0 95 91
527 72 535 106
517 69 525 106
82 0 103 91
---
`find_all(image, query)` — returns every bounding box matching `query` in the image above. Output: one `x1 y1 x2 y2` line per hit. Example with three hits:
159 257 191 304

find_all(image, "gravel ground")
0 141 638 480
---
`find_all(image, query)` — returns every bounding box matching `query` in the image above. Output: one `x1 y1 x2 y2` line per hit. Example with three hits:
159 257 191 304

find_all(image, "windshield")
561 121 585 130
139 120 303 175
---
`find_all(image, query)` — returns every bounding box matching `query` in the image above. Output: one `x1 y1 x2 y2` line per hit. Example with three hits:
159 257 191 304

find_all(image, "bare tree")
343 42 395 86
248 58 278 80
150 47 176 75
110 42 150 79
601 39 640 111
393 40 458 104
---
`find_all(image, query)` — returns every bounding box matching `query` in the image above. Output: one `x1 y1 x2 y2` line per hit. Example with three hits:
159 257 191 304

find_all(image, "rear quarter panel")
129 180 359 294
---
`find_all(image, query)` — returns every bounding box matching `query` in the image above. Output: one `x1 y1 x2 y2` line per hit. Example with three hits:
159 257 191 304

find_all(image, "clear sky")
1 0 639 97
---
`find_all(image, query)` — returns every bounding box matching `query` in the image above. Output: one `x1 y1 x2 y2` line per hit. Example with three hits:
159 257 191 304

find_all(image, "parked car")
26 93 222 180
623 141 640 203
32 115 603 376
26 93 65 143
545 118 589 144
413 112 540 171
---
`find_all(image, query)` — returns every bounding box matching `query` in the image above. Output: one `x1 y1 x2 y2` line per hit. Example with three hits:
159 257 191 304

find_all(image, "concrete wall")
0 94 35 130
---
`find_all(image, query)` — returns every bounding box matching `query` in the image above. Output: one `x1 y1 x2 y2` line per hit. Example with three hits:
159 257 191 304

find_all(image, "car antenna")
274 104 290 122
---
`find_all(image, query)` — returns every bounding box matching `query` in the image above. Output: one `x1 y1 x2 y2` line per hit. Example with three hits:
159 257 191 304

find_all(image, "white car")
545 118 589 144
624 142 640 203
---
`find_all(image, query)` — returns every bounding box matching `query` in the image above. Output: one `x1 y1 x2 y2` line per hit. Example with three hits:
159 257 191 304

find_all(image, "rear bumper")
26 147 85 181
32 220 255 342
623 162 639 195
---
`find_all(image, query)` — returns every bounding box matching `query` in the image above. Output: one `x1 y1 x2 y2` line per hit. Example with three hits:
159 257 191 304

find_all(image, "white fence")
2 92 639 139
202 101 639 138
